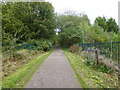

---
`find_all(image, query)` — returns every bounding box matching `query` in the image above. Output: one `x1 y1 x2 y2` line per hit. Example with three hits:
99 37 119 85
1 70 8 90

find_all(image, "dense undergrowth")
2 39 53 78
2 38 54 88
64 49 119 88
3 49 41 78
85 60 114 74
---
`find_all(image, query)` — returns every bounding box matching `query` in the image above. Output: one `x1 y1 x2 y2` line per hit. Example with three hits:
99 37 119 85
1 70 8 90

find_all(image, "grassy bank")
2 50 53 88
64 50 118 88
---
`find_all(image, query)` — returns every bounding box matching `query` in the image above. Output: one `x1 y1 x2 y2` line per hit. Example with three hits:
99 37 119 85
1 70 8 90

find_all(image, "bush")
69 44 82 53
27 39 53 51
85 60 114 73
69 44 79 53
9 52 26 61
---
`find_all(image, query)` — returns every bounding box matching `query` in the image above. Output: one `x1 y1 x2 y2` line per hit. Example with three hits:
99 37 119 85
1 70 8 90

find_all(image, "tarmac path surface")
25 48 81 88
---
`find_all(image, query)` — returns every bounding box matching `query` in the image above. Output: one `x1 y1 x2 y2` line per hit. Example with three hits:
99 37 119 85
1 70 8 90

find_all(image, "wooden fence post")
95 49 99 65
88 48 90 59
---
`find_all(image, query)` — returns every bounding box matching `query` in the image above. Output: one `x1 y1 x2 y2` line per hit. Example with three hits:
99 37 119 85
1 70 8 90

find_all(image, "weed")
85 60 114 74
64 50 118 88
2 50 53 88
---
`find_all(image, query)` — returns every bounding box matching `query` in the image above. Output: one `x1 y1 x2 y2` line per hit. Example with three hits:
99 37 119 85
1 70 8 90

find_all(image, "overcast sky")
46 0 119 24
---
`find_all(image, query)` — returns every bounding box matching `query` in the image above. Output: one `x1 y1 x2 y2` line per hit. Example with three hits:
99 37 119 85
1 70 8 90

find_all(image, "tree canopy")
57 14 119 47
2 2 119 48
95 16 119 33
2 2 56 44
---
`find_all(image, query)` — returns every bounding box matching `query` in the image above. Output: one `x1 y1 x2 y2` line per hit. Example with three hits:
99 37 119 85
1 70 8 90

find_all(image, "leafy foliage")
57 14 91 47
57 13 119 47
85 60 114 73
64 50 118 88
27 39 53 51
2 2 56 43
2 2 56 79
95 16 119 33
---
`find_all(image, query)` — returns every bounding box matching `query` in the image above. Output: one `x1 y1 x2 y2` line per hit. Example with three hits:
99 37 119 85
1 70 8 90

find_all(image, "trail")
25 47 81 88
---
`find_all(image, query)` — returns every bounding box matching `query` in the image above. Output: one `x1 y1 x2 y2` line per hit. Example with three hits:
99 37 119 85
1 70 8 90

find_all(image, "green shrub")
85 60 114 74
69 44 82 53
28 39 53 51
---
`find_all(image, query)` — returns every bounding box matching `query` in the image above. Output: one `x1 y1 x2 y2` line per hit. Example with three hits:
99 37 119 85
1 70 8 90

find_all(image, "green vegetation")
2 1 56 53
2 2 56 43
1 1 119 89
2 50 53 88
3 49 42 78
64 50 118 88
85 60 114 74
57 13 119 47
95 16 119 33
57 14 90 47
26 39 53 51
2 2 56 79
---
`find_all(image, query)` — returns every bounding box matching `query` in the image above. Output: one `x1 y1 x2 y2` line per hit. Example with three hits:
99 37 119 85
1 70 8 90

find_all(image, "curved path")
25 48 81 88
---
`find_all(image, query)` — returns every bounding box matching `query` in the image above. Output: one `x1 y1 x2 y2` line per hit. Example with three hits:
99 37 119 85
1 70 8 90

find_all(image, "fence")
79 42 120 71
80 42 120 61
2 42 37 51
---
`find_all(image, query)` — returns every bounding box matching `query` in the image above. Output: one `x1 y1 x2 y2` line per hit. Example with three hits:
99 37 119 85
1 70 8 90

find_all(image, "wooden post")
95 49 99 65
88 48 90 59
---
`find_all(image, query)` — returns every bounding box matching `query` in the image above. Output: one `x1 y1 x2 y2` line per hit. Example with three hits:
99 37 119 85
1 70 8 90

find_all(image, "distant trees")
106 18 119 33
57 13 91 47
95 16 119 33
57 13 119 47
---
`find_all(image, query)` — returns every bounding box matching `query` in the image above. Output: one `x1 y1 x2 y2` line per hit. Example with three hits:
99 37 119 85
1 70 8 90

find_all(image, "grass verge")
64 49 118 88
2 50 53 88
64 49 89 88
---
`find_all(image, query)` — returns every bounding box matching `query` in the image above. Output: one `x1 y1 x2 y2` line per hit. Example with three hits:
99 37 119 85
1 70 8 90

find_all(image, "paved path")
25 48 81 88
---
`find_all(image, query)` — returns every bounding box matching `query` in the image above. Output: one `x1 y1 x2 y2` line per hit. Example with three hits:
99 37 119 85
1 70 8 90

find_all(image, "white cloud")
46 0 119 24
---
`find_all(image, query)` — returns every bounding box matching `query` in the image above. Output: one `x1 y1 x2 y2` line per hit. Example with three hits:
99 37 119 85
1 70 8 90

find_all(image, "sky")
46 0 119 24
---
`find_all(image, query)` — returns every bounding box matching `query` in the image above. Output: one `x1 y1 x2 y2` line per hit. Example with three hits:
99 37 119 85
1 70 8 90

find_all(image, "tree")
94 16 107 31
2 11 30 43
2 2 57 53
57 13 91 47
95 16 119 33
2 2 56 43
106 18 119 33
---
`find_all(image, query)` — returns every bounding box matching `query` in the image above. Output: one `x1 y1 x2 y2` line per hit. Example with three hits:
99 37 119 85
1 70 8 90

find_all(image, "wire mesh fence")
79 42 120 61
2 42 37 53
